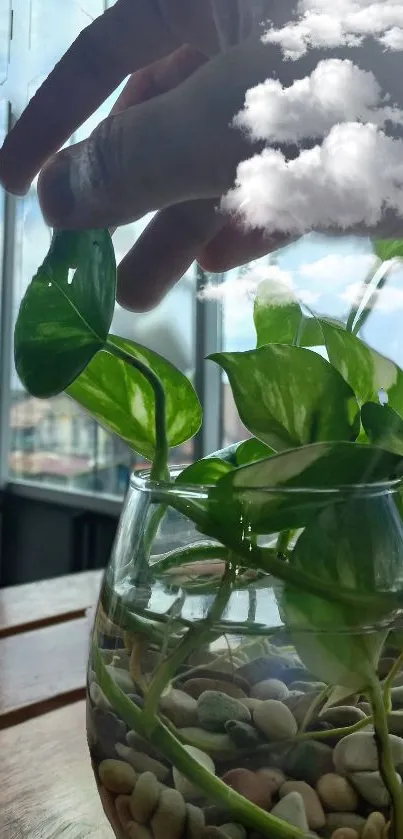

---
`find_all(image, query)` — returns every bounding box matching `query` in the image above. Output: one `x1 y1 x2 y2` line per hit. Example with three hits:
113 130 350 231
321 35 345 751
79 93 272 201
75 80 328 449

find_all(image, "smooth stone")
225 720 262 748
387 712 403 736
89 682 111 711
285 741 334 785
201 830 229 838
391 686 403 708
255 767 286 793
179 728 236 757
126 731 161 759
362 811 386 839
350 769 401 807
173 745 215 799
184 679 246 700
357 702 372 717
239 698 263 713
220 824 247 839
284 692 321 726
151 788 186 839
204 805 234 826
127 693 145 709
392 672 403 687
126 824 153 839
129 771 161 823
333 731 403 772
90 708 127 759
280 781 325 830
378 657 396 679
98 759 137 794
160 689 198 728
330 830 359 839
115 743 169 782
271 792 309 832
316 773 359 812
114 795 132 828
251 679 289 701
319 707 366 728
281 666 314 686
237 656 291 685
221 768 273 809
183 668 250 694
197 691 251 732
253 699 297 741
289 681 326 694
326 814 366 833
105 664 135 693
186 803 206 839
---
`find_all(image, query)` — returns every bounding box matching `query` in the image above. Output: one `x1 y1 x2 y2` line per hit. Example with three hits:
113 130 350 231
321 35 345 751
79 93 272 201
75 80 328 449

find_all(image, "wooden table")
0 570 113 838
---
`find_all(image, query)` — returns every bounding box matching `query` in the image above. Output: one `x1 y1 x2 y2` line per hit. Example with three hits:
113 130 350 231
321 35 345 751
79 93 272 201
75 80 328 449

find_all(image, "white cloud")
298 252 376 286
234 60 403 144
342 281 403 311
198 263 296 303
224 122 403 234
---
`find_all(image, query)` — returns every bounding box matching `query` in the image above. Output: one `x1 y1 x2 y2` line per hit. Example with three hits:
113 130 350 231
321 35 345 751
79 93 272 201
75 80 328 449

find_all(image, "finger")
198 222 292 272
0 0 181 195
37 37 272 230
116 198 223 311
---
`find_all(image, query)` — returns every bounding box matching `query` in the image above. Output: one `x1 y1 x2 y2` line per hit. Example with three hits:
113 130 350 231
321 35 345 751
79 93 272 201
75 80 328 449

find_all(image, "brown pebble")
255 767 286 793
115 795 132 827
181 668 250 694
362 811 386 839
221 768 272 809
279 780 325 829
129 771 160 823
316 773 359 812
183 678 246 700
98 759 137 794
151 788 186 839
330 830 359 839
126 824 153 839
186 803 206 839
201 829 225 838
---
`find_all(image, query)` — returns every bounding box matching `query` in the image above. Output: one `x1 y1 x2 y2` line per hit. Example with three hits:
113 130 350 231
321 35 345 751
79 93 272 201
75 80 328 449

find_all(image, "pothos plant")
14 229 403 838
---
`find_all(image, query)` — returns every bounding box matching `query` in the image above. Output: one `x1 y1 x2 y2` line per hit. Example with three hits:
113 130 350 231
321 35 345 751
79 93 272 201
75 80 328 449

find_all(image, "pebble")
288 681 326 694
220 824 247 839
316 773 359 812
114 794 132 828
391 686 403 708
250 679 289 701
333 731 403 772
204 805 234 826
225 720 262 748
387 712 403 736
126 731 161 759
357 702 372 717
362 811 386 839
129 771 160 822
285 741 334 785
89 682 111 711
221 768 273 809
325 813 366 834
126 824 153 839
115 743 169 782
239 698 263 713
283 691 320 726
271 792 309 832
197 691 251 732
350 769 401 807
173 745 215 799
279 781 325 830
186 803 205 839
89 708 127 759
330 830 359 839
160 689 198 728
237 656 291 685
319 706 366 728
183 679 246 700
281 666 314 686
105 664 135 693
253 699 297 740
184 669 250 694
378 657 396 679
178 728 236 756
151 788 186 839
255 767 286 793
98 759 137 794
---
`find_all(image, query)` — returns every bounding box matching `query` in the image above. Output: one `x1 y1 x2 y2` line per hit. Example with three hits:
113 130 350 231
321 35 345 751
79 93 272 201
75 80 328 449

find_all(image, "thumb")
37 37 272 230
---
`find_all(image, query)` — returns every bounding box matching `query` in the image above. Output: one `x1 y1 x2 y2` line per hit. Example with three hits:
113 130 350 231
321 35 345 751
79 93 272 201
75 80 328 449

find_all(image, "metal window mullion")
0 105 16 490
194 267 223 459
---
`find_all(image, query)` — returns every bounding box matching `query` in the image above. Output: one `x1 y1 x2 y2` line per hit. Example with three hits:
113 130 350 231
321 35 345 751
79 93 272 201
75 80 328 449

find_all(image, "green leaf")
236 438 274 466
67 335 202 459
320 320 403 409
361 402 403 456
254 280 303 346
206 442 244 465
14 229 115 397
279 494 403 687
176 457 233 486
374 239 403 262
210 346 360 450
209 442 402 534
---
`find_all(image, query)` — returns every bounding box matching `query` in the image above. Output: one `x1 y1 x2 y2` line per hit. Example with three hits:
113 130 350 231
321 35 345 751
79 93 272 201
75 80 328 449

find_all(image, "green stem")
142 561 235 734
352 262 393 336
152 542 230 575
93 643 305 839
299 685 330 733
105 340 168 481
367 678 403 839
346 257 381 332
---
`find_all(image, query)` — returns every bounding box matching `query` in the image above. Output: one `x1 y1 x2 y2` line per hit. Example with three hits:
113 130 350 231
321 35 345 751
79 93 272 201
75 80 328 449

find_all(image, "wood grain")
0 616 92 727
0 700 112 839
0 570 103 637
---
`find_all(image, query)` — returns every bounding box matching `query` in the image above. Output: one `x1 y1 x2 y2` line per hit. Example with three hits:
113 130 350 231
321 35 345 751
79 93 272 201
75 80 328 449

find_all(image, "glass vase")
87 469 403 839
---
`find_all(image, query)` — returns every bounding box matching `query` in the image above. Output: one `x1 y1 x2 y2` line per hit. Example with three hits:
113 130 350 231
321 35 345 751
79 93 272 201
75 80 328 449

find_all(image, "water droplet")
378 388 388 405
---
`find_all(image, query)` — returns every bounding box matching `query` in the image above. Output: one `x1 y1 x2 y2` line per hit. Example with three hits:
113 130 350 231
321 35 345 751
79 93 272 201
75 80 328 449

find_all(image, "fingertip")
37 152 75 228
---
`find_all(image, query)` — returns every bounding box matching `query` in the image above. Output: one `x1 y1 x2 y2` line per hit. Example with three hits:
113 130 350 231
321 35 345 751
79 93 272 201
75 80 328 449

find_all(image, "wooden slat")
0 701 112 839
0 616 92 727
0 570 103 637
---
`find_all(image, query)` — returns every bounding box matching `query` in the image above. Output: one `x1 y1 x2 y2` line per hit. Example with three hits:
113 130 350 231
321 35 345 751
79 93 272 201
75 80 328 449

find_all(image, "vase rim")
130 465 402 496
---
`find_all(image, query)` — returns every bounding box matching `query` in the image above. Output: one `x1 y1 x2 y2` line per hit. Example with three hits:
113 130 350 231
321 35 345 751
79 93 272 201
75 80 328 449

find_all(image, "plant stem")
299 685 330 733
105 340 168 481
384 652 403 712
152 542 230 575
346 257 381 332
367 678 403 839
352 262 394 336
93 642 305 839
141 561 235 734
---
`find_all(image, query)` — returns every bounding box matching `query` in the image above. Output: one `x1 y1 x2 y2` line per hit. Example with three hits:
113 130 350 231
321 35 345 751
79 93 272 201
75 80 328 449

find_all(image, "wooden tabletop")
0 570 112 839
